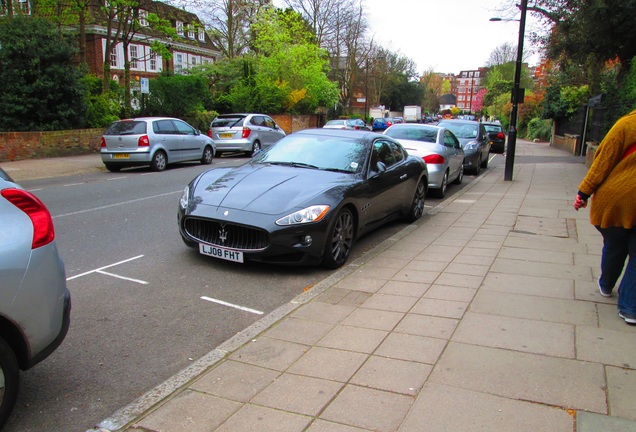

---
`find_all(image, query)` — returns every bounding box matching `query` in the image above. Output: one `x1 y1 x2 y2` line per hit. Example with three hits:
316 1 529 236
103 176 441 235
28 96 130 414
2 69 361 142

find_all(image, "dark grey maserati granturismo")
178 128 428 269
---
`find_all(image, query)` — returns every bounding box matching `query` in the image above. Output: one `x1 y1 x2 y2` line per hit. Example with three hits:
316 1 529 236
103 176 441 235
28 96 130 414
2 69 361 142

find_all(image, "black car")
437 119 491 175
178 129 428 268
483 122 506 153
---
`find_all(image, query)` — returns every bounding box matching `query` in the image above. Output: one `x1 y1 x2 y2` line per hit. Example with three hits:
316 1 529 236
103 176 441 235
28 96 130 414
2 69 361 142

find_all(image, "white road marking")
67 255 144 281
63 183 85 187
200 296 264 315
107 176 127 181
97 270 148 285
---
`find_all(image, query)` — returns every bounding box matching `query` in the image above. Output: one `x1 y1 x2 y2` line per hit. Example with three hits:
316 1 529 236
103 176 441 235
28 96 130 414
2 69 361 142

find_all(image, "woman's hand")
574 194 588 211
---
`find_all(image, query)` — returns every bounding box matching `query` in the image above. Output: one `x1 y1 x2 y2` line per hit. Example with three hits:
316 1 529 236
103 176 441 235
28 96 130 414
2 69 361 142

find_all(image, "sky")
275 0 544 75
363 0 543 74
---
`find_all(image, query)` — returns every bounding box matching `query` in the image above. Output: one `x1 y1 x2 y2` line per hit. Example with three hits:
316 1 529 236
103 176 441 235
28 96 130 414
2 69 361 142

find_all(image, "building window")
130 45 138 69
198 28 205 42
110 46 118 68
176 20 184 36
139 9 148 27
149 51 157 71
475 71 480 78
188 27 195 39
191 56 197 66
175 53 183 73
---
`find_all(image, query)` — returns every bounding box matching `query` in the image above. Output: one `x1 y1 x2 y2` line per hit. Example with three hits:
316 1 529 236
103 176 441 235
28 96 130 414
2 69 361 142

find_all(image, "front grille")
184 217 268 251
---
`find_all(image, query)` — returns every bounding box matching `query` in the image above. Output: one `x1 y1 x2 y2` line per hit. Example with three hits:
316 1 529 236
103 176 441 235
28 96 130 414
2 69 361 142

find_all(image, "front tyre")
405 177 426 222
201 145 214 165
322 208 355 269
150 150 167 171
0 336 19 429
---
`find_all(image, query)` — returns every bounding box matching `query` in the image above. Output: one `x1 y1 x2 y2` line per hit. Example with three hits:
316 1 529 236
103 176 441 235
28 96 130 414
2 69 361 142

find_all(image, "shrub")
525 118 552 141
183 110 219 133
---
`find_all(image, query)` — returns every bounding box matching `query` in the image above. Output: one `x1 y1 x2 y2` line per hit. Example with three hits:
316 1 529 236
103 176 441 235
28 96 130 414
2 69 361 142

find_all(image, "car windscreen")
385 127 437 143
483 125 502 133
105 121 147 135
254 134 367 173
440 122 478 139
326 120 345 126
211 116 245 128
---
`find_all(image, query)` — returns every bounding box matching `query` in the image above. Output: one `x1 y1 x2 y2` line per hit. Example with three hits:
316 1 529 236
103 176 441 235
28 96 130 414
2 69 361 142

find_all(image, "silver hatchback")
101 117 216 172
208 113 286 156
0 171 71 428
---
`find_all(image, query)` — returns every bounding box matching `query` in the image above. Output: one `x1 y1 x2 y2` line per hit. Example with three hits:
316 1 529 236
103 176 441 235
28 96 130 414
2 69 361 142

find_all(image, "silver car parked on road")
101 117 216 172
385 123 464 198
208 113 286 156
0 170 71 428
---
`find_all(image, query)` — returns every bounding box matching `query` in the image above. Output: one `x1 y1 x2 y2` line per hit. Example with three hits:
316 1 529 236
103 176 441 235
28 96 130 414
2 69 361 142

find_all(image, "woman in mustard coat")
574 109 636 324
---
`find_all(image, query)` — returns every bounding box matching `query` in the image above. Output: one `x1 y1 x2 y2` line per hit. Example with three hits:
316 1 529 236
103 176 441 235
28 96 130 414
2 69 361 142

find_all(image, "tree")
486 42 517 67
0 16 86 131
198 0 268 59
207 6 338 114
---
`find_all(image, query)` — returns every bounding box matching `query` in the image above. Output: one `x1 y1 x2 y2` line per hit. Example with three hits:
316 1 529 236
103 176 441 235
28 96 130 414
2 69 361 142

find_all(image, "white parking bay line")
97 270 148 285
200 296 264 315
67 255 144 281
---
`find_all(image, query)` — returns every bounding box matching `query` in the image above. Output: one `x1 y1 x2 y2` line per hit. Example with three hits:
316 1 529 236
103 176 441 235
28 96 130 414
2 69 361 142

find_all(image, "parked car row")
100 113 287 172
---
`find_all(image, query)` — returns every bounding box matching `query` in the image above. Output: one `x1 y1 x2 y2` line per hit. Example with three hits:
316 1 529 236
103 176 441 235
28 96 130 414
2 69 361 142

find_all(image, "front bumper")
178 208 333 266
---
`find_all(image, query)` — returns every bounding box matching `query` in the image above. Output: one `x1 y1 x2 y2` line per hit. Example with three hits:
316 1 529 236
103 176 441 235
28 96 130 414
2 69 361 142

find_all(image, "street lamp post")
490 0 528 181
504 0 528 181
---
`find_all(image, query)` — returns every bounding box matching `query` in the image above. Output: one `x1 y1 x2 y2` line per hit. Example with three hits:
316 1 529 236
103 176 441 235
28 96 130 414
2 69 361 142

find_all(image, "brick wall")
0 129 104 162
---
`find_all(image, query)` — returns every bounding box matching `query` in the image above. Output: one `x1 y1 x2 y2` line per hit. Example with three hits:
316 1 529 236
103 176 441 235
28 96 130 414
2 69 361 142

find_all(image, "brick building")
454 68 489 113
2 0 220 82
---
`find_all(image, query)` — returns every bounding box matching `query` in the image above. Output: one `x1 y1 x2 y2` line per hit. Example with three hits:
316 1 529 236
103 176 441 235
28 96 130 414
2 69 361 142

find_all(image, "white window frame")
175 53 183 74
129 45 139 69
110 45 118 68
149 50 157 71
188 27 195 39
198 28 205 42
138 9 148 27
176 20 184 36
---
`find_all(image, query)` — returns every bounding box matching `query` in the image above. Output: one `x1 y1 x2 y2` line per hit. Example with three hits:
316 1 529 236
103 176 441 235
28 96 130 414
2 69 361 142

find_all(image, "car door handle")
400 174 407 180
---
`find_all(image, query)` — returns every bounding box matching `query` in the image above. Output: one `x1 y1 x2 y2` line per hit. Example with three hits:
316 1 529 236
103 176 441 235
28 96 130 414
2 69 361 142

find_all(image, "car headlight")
179 186 189 210
465 140 479 150
276 205 330 226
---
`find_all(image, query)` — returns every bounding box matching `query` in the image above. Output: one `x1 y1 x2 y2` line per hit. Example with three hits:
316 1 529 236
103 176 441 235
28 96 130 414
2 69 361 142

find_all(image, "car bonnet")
191 164 350 215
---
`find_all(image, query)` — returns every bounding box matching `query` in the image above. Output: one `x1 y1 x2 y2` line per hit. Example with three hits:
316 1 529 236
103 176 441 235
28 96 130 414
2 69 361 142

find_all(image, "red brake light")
497 132 505 139
2 188 55 249
242 127 251 139
208 129 212 138
423 154 446 164
138 135 150 147
100 137 106 148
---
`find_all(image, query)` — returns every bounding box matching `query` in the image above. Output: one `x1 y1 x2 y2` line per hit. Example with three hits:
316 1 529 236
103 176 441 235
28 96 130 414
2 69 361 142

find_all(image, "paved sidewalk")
0 153 104 182
15 142 634 432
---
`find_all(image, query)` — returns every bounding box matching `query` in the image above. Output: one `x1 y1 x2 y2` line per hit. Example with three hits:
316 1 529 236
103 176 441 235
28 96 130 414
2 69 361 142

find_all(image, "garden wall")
0 129 103 162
